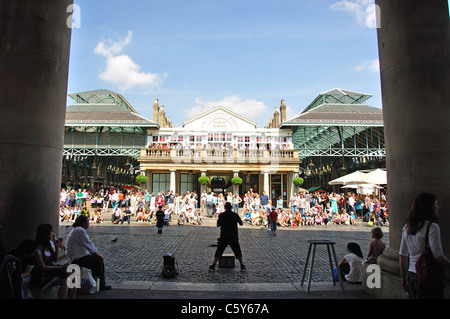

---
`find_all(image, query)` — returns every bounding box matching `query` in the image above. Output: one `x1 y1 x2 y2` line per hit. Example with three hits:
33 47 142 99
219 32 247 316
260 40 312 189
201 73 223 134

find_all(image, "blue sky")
68 0 383 127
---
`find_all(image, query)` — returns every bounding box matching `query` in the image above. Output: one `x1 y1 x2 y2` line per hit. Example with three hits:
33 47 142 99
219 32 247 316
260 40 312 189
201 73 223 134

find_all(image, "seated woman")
92 207 103 224
31 224 76 299
178 211 186 225
136 206 145 222
59 206 69 222
315 212 323 225
341 209 350 225
186 207 195 224
148 210 156 224
143 208 151 222
191 209 204 225
293 209 302 226
278 210 289 227
251 210 260 226
338 242 363 283
365 227 386 264
333 212 341 225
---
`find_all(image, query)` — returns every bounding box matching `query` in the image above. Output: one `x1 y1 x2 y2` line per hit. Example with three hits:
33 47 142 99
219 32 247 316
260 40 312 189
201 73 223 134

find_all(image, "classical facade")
62 88 386 207
140 99 300 206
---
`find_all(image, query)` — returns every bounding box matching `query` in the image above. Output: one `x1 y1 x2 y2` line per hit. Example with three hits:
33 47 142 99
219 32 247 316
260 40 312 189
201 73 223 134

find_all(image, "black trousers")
72 254 106 287
214 239 243 259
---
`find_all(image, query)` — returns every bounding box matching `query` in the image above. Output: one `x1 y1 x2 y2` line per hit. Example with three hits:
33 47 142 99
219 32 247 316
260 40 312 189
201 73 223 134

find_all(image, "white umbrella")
329 170 367 185
341 184 358 189
362 169 387 185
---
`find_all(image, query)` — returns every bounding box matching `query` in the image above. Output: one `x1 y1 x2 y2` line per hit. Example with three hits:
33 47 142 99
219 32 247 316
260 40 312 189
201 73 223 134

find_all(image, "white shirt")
344 253 363 282
65 227 98 261
348 196 355 207
399 221 444 273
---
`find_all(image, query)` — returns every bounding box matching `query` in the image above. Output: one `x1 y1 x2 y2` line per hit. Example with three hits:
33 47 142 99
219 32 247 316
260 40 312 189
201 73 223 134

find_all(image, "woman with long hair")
31 224 76 299
338 242 363 283
399 193 450 298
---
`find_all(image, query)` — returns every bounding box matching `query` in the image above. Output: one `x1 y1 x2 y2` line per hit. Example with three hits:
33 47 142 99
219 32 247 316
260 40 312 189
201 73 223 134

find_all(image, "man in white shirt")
201 190 207 213
65 215 111 290
348 193 356 215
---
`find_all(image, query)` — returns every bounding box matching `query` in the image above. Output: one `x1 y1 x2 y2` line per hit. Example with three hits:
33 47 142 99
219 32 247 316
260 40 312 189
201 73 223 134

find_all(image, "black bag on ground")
162 253 178 279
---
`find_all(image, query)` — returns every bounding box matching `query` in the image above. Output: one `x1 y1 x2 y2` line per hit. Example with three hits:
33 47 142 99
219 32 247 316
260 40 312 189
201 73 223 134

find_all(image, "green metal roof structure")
64 89 158 159
281 88 385 182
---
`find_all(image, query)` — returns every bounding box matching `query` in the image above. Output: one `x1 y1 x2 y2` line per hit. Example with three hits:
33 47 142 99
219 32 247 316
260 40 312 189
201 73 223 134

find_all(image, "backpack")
162 253 178 279
415 222 445 298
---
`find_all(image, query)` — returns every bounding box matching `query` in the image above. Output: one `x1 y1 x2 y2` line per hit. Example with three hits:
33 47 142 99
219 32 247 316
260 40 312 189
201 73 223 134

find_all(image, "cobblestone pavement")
59 215 388 294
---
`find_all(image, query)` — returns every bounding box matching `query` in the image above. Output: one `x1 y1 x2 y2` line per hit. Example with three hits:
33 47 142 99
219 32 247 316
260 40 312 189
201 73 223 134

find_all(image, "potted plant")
231 177 243 185
136 175 148 184
293 177 304 187
198 176 210 185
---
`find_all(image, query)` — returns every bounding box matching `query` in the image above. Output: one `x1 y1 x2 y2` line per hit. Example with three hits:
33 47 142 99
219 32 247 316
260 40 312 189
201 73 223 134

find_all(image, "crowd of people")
3 189 449 300
58 187 389 229
236 190 389 229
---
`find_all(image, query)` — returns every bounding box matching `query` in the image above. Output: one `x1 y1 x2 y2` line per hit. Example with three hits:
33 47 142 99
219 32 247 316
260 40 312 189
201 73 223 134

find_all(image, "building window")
180 173 197 195
152 173 170 195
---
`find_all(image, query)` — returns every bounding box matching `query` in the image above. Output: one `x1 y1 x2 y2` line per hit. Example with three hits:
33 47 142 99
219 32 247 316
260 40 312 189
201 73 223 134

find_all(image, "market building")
62 89 158 190
280 88 385 192
62 88 386 206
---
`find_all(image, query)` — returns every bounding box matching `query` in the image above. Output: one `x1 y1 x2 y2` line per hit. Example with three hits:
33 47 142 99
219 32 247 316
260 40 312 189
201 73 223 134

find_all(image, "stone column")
170 170 176 193
147 171 153 193
263 172 270 197
232 170 240 194
370 0 450 298
0 1 73 251
200 170 207 194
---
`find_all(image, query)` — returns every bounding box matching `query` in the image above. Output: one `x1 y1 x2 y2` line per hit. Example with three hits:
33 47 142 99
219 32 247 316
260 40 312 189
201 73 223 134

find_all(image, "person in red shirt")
269 207 278 236
156 192 164 210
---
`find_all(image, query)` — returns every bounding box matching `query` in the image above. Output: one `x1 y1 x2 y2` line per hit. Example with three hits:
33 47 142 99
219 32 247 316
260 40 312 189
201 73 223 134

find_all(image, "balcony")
140 148 299 165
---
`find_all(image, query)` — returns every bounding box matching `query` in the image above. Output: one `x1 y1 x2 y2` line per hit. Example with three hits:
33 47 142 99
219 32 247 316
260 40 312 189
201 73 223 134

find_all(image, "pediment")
182 106 257 131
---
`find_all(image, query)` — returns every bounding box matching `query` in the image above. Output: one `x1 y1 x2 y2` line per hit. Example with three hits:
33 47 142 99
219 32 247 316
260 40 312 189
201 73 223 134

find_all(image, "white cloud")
190 96 269 119
94 31 165 91
330 0 379 28
355 59 380 73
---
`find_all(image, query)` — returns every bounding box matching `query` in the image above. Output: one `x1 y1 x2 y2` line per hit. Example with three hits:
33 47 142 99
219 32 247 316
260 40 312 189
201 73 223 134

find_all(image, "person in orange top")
118 191 124 208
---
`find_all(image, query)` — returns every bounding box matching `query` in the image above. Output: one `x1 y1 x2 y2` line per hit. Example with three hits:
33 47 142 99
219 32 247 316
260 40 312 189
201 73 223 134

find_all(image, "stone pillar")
200 170 207 194
144 170 151 192
263 172 270 197
370 0 450 298
0 1 73 251
232 171 240 194
292 170 300 194
170 170 176 193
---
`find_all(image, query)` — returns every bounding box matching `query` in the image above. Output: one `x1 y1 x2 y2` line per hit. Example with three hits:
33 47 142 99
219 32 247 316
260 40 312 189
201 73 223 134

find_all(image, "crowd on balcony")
143 142 294 158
